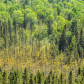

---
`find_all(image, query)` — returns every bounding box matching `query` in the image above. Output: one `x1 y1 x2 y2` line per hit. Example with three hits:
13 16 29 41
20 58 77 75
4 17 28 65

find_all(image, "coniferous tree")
13 70 20 84
78 67 81 76
47 15 54 36
8 71 14 84
34 75 36 83
55 74 58 84
0 67 2 84
22 68 28 84
68 71 72 84
59 27 66 52
79 29 84 48
4 0 8 4
8 19 12 47
47 73 50 83
29 72 33 84
37 70 41 84
52 74 54 84
70 19 77 35
2 70 7 84
60 73 63 84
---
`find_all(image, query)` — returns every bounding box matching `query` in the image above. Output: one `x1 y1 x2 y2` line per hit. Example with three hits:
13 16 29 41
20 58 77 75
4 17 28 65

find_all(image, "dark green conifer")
22 68 28 84
8 71 14 84
78 67 81 75
68 71 72 84
60 73 63 84
2 70 7 84
37 70 41 84
0 67 2 84
29 72 33 84
52 74 54 84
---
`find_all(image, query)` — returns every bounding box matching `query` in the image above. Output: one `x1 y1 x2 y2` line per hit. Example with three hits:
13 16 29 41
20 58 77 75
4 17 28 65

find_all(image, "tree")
48 0 54 3
25 0 30 5
22 68 28 84
36 70 41 84
70 19 77 35
14 70 20 84
68 71 72 84
59 25 68 52
60 73 63 84
26 12 37 33
78 67 81 76
8 19 12 47
79 29 84 48
8 71 14 84
0 67 2 84
4 0 8 4
47 15 54 36
2 70 7 84
57 5 61 15
37 9 44 20
29 72 33 84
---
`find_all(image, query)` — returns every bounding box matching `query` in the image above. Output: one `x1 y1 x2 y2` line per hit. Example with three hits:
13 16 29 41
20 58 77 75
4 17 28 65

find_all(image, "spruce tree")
34 75 36 83
60 73 63 84
55 74 58 84
78 67 81 75
22 68 28 84
14 70 20 84
52 74 54 84
2 70 7 84
37 70 41 84
68 71 72 84
8 71 14 84
47 74 50 83
44 80 47 84
29 72 33 84
0 67 2 84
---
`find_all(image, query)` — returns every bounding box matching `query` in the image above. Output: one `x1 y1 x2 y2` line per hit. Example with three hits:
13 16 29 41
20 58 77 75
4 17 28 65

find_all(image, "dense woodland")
0 0 84 83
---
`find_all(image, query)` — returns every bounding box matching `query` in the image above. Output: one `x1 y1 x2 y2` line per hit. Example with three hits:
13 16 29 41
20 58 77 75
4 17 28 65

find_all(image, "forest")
0 0 84 83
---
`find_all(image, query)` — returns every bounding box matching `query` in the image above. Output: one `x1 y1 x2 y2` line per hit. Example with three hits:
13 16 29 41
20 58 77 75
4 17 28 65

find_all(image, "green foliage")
29 72 33 84
0 0 84 84
2 70 7 84
12 10 23 22
47 15 54 23
78 67 81 75
36 70 41 84
0 67 2 84
22 68 28 84
68 71 72 84
37 9 44 19
26 12 37 23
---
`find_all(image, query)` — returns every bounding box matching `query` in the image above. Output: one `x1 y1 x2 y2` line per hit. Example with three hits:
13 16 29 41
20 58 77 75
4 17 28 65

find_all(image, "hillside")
0 0 84 83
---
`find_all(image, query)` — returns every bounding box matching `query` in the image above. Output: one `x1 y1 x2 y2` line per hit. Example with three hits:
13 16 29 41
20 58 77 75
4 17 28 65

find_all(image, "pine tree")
4 0 8 4
44 80 46 84
52 74 54 84
34 75 36 83
2 70 7 84
79 29 84 48
68 71 72 84
60 73 63 84
8 19 12 47
14 70 20 84
37 70 41 84
55 74 58 84
22 68 28 84
59 28 66 52
0 67 2 84
8 71 14 84
29 72 33 84
47 74 50 83
78 67 81 75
